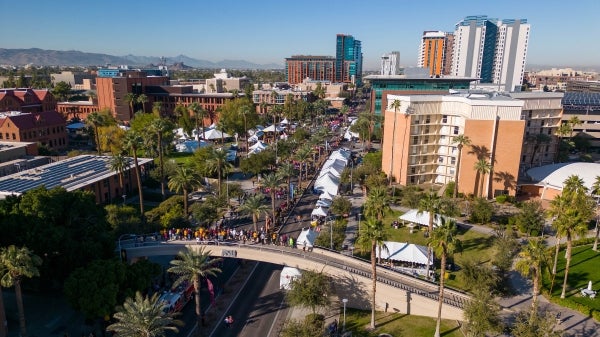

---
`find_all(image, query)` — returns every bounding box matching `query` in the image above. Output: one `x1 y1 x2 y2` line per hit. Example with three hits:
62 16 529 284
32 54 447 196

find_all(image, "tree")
167 247 222 335
86 111 107 155
285 269 331 315
124 93 137 119
108 153 130 194
329 196 352 218
0 245 42 337
592 175 600 251
189 102 206 145
238 194 269 232
452 135 471 198
150 118 174 200
515 200 545 236
528 133 551 167
470 197 494 224
463 286 502 337
547 175 595 298
205 147 232 196
364 186 390 221
511 308 562 337
107 291 183 337
168 165 202 216
514 238 546 312
428 218 461 337
259 172 283 231
357 218 387 329
418 191 442 279
51 81 71 101
137 94 148 114
122 130 145 220
0 260 5 337
474 159 493 198
294 145 312 188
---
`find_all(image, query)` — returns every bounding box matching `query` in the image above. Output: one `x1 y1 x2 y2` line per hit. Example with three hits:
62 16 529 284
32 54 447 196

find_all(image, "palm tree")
124 93 137 119
294 145 312 189
167 247 222 334
549 175 595 298
238 194 269 232
514 238 546 313
474 159 493 198
122 130 145 219
428 219 461 337
568 116 582 139
277 161 296 205
86 111 106 155
137 94 148 114
150 118 173 200
0 245 42 337
168 165 202 216
418 191 442 279
259 172 283 231
107 291 183 337
592 176 600 251
205 147 233 196
0 261 6 337
107 153 130 194
364 186 390 221
452 134 471 198
152 102 163 117
357 217 387 330
388 99 402 185
189 102 206 146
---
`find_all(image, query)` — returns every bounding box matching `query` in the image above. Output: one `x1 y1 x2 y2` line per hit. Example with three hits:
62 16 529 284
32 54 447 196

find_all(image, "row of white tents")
311 148 352 218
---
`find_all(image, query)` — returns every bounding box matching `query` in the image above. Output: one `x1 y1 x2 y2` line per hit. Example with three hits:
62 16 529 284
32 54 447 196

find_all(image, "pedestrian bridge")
125 241 469 321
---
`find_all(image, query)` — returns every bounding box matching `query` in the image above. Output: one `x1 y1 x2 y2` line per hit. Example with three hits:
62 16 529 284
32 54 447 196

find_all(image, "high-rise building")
335 34 363 85
451 15 530 92
285 55 335 85
418 31 453 77
381 51 400 76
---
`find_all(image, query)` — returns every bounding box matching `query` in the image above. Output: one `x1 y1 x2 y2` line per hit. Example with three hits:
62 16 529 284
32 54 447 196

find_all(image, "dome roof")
526 162 600 191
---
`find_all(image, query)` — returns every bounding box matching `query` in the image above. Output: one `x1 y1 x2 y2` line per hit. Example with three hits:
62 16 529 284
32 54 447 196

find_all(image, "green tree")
107 291 184 337
364 186 390 221
470 197 493 224
108 153 130 193
357 218 387 329
105 204 141 235
592 175 600 251
167 247 222 335
259 172 283 231
168 165 202 216
0 245 42 337
238 194 269 232
452 134 471 198
124 93 137 119
329 196 352 218
205 147 233 196
294 145 312 189
86 111 108 155
463 287 502 337
285 270 331 315
418 191 442 279
515 200 545 236
514 238 546 312
277 161 296 205
150 118 174 200
511 308 562 337
474 159 493 198
51 81 71 101
428 219 461 337
188 102 206 145
122 130 145 220
137 93 148 114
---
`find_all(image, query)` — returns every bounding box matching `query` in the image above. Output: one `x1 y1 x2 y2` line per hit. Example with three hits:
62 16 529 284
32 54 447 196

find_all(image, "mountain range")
0 48 284 69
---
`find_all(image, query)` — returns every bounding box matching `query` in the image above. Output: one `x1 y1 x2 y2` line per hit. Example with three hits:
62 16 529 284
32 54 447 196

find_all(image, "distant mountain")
0 48 284 69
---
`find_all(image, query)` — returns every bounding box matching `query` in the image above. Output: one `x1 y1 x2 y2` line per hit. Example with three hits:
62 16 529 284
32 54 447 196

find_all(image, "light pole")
329 217 333 250
342 298 348 331
349 159 354 195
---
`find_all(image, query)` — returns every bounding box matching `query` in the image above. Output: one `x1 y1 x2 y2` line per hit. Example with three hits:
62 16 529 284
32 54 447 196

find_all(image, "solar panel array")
562 92 600 106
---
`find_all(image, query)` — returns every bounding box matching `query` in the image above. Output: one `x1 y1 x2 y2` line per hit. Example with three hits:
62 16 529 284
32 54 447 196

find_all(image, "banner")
206 278 215 305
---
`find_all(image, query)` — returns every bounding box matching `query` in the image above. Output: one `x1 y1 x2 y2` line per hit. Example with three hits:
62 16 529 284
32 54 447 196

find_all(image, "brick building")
0 111 68 150
0 88 57 113
56 100 99 122
285 55 335 85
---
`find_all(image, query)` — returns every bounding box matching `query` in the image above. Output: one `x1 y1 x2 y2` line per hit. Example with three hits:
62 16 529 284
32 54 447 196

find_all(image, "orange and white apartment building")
382 92 526 198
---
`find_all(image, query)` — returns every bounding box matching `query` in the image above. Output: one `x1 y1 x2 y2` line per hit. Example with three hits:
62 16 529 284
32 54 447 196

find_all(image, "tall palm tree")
238 194 269 232
294 145 312 189
189 102 206 146
514 238 546 313
167 247 222 335
364 186 390 221
107 153 130 194
418 191 442 279
452 134 471 198
0 245 42 337
548 175 595 298
107 291 183 337
205 147 233 197
277 161 296 205
0 262 6 337
474 159 493 198
124 93 137 119
137 94 148 114
357 217 387 330
388 99 402 186
122 130 145 219
152 102 163 117
86 111 106 155
591 175 600 251
428 219 461 337
168 165 202 216
260 172 283 231
150 118 173 200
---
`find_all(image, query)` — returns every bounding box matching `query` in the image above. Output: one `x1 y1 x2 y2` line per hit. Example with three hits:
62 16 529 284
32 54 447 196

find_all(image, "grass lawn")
354 210 496 290
341 309 462 337
165 152 195 165
544 244 600 311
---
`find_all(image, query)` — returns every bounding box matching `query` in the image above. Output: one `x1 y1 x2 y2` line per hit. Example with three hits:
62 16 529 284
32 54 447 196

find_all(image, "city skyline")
1 0 599 70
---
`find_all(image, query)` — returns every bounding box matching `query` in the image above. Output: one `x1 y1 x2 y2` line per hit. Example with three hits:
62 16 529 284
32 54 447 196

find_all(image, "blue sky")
2 0 599 70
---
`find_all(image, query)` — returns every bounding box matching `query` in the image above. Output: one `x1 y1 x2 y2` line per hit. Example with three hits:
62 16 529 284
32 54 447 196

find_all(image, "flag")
206 278 216 305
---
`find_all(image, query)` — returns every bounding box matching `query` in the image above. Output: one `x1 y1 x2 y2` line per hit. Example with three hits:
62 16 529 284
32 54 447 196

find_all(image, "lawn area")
341 309 462 337
354 210 496 290
165 152 194 165
544 244 600 312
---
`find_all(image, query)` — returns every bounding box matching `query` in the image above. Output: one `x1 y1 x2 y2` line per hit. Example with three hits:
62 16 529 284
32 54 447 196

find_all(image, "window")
442 115 448 123
453 126 459 135
438 157 444 163
12 133 16 140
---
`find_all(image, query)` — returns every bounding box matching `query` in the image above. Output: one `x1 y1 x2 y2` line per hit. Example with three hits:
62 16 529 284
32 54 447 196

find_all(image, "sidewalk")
286 295 342 336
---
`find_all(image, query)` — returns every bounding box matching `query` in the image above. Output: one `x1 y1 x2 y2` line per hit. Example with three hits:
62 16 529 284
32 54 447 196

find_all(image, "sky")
2 0 599 70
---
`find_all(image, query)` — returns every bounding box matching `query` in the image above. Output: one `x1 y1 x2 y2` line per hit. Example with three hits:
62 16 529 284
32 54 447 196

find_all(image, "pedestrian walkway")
286 295 342 337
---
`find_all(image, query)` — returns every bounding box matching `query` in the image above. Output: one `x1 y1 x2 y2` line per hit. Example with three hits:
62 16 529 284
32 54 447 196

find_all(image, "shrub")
495 195 508 203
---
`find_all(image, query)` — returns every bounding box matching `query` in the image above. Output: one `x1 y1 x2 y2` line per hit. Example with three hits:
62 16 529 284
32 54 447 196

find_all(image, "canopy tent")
249 141 268 151
280 267 302 290
202 128 231 140
318 191 335 201
314 173 340 196
322 158 347 173
311 207 328 217
398 209 448 228
176 140 209 153
320 166 342 178
329 151 350 163
343 127 359 141
66 122 86 130
316 199 332 208
206 123 217 129
296 228 318 248
376 241 432 265
263 124 284 133
280 118 289 125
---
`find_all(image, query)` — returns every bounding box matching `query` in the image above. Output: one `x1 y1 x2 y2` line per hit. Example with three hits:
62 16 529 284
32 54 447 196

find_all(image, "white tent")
249 141 268 151
296 228 318 248
280 118 289 125
202 128 231 140
376 241 432 265
322 158 347 173
318 191 335 201
280 267 302 290
311 207 328 217
316 199 332 208
176 140 209 153
399 209 448 228
263 124 284 132
320 167 342 178
314 174 339 196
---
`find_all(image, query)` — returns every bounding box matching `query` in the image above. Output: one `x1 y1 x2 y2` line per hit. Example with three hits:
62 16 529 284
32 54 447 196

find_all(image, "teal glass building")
336 34 363 86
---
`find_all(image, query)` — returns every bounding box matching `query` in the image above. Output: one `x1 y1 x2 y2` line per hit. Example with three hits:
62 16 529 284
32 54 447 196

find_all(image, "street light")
342 298 348 331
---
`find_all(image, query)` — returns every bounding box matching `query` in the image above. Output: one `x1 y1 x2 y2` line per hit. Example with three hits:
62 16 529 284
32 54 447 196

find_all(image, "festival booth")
202 128 231 140
176 140 209 153
248 141 268 155
296 228 318 251
377 241 433 277
263 124 285 133
318 191 335 201
280 267 302 290
398 209 448 232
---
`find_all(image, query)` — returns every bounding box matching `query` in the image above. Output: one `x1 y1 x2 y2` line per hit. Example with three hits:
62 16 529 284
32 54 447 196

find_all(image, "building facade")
382 93 525 197
0 88 57 113
381 52 400 76
561 92 600 147
418 31 453 77
335 34 363 85
285 55 335 85
451 16 529 92
0 111 68 150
